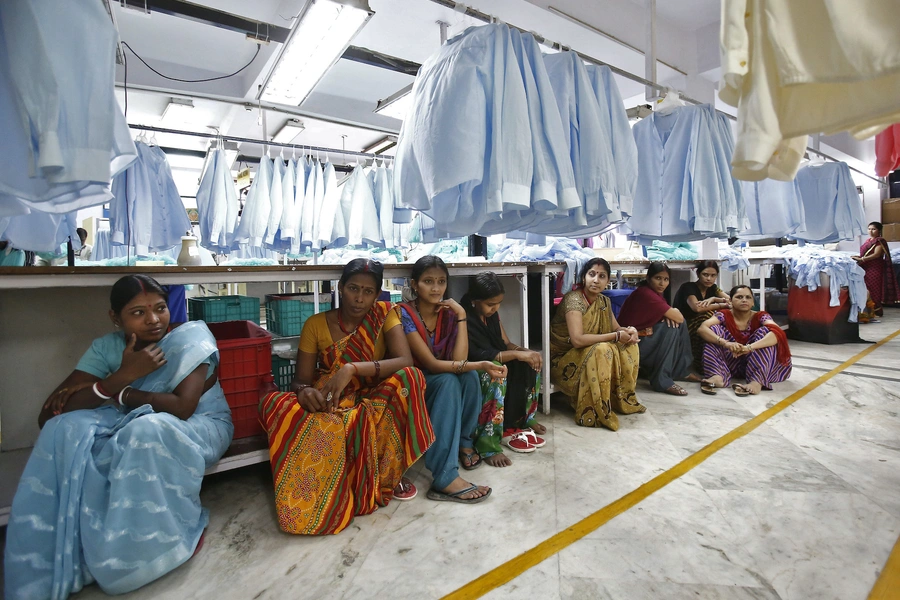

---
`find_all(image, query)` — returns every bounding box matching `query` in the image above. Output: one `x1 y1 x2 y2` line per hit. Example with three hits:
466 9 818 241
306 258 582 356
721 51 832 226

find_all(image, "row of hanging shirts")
197 145 409 255
0 0 135 253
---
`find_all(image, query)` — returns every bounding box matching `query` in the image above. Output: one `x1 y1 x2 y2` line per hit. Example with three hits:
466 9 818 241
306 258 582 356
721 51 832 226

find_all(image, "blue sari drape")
4 321 233 600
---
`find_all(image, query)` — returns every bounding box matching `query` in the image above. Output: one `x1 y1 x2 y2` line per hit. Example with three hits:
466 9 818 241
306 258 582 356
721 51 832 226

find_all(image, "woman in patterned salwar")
697 285 792 396
5 275 233 600
259 259 434 535
549 258 645 431
399 256 506 503
463 272 544 466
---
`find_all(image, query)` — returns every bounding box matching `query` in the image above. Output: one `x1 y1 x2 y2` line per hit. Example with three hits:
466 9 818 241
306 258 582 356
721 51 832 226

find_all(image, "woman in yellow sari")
550 258 644 430
259 259 434 535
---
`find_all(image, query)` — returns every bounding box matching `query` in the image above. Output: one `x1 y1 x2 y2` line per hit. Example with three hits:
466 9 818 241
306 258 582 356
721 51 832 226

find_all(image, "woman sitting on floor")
616 262 700 396
5 275 233 600
696 285 792 396
673 260 731 373
260 259 434 535
549 258 644 430
400 256 507 503
462 272 545 466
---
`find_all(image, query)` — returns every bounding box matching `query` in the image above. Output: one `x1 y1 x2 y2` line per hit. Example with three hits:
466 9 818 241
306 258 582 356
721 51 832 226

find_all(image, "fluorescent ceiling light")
374 83 413 120
272 119 305 144
261 0 373 106
160 98 194 125
165 151 205 171
363 135 398 155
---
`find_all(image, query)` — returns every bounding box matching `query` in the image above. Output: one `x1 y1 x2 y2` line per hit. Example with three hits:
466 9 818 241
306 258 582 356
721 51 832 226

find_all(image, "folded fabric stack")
491 237 597 292
646 241 698 262
0 0 136 252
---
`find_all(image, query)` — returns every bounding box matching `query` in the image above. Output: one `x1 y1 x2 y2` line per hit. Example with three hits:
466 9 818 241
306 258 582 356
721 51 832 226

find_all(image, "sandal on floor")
732 383 752 397
700 380 718 395
393 477 417 501
665 384 688 396
459 449 483 470
426 485 492 504
502 431 536 453
518 428 546 448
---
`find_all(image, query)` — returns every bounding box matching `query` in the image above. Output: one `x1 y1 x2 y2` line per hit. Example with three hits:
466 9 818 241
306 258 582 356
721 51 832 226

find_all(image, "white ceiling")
109 0 875 182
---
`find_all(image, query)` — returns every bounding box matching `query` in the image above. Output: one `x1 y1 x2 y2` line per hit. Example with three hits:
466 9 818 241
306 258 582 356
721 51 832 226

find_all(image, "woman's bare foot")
441 476 490 499
528 422 547 435
705 375 725 388
684 373 703 383
485 453 512 467
745 380 763 394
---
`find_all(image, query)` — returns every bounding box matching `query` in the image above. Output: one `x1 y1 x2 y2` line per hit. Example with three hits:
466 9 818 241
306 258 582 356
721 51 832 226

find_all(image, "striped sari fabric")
259 302 434 535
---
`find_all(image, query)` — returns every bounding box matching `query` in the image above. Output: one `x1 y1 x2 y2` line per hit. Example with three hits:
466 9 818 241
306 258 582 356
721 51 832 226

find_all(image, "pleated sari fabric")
260 302 433 535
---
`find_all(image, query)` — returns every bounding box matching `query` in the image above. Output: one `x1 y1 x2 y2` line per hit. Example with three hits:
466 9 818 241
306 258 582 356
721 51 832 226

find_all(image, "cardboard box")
883 223 900 242
882 198 900 224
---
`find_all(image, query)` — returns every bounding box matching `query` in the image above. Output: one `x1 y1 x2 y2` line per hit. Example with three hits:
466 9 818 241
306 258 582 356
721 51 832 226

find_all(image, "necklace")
414 299 436 337
581 291 595 306
337 310 358 336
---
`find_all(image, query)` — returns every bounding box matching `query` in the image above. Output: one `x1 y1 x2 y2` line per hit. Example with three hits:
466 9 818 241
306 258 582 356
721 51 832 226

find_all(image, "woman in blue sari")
4 275 233 600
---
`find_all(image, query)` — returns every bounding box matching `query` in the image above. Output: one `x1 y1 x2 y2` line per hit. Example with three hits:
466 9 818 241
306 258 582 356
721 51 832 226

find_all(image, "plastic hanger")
654 89 686 114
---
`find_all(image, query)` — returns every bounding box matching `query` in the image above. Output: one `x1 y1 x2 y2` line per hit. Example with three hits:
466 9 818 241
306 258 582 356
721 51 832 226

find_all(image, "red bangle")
96 381 112 398
373 361 381 379
349 363 359 377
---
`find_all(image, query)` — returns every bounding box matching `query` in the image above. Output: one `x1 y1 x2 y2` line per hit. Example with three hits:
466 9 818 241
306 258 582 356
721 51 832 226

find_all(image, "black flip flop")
426 485 492 504
459 449 483 470
700 380 718 395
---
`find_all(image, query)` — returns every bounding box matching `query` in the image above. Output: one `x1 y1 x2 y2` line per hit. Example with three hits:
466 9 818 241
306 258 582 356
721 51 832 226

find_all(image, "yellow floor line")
444 328 900 600
869 531 900 600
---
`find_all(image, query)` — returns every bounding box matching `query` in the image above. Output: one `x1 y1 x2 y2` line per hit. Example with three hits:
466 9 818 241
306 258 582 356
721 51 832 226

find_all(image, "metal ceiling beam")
116 82 402 135
341 46 421 76
119 1 422 77
119 0 290 43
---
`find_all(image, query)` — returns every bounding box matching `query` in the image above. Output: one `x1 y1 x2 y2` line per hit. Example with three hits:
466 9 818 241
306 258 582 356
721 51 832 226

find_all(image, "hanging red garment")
875 123 900 177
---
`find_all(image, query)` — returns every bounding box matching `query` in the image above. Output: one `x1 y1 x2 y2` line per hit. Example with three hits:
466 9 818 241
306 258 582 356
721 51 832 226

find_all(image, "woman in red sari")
259 259 434 535
853 221 899 317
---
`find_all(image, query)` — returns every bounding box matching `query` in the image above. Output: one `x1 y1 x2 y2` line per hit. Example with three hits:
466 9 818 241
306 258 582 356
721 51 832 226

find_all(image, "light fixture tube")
272 118 306 144
260 0 373 106
363 135 398 155
374 83 413 120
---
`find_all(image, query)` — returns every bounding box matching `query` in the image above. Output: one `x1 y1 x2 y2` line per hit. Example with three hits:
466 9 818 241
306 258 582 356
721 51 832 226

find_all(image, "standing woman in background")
463 272 544 466
549 258 643 431
673 260 731 373
617 262 699 396
853 221 899 318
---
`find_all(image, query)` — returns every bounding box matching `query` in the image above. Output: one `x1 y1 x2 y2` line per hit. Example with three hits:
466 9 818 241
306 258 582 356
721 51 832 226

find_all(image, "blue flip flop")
426 485 492 504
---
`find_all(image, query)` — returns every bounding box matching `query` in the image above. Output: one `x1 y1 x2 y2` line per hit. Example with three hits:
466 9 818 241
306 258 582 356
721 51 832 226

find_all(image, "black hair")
695 260 720 274
410 255 449 281
729 284 754 299
340 258 384 290
869 221 883 234
76 228 88 243
578 258 611 287
110 275 168 314
461 272 505 308
639 261 673 303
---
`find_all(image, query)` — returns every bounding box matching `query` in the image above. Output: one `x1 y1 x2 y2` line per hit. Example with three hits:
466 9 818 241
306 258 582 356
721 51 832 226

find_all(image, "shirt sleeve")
561 291 588 315
298 313 327 354
399 306 418 335
74 336 117 378
384 306 401 332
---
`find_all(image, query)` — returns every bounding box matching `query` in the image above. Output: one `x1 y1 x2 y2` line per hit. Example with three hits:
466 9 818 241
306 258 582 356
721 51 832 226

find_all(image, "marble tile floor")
2 314 899 600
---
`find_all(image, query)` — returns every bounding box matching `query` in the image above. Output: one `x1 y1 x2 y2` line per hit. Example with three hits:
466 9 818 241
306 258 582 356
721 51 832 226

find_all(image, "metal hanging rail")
424 0 884 185
128 124 394 160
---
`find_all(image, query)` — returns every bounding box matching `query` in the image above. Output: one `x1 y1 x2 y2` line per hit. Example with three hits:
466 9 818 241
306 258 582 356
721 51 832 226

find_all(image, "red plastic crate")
207 320 272 439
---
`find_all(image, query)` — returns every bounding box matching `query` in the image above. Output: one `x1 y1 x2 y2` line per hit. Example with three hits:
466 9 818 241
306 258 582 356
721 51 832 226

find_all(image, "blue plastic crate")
265 293 331 337
188 295 260 324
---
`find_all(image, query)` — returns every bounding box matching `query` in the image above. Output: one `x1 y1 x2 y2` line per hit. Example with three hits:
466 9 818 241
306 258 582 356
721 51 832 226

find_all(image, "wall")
0 288 113 451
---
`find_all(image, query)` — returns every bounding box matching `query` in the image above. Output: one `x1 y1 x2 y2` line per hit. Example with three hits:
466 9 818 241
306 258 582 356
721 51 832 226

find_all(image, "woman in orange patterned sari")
259 259 434 535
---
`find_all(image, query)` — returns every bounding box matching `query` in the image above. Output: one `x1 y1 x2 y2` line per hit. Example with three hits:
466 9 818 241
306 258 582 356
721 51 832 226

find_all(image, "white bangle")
117 386 131 407
92 382 112 400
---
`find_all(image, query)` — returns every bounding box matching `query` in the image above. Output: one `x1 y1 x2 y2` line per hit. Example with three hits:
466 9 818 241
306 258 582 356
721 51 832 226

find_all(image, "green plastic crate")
390 291 402 304
188 295 260 324
272 355 296 392
265 293 331 337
